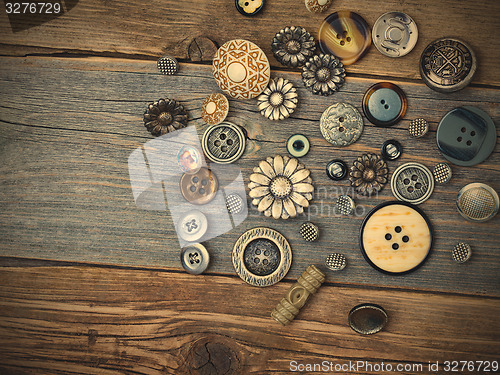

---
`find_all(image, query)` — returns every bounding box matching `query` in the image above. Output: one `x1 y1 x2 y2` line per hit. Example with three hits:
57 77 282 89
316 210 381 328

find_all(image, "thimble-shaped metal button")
408 118 429 138
456 183 499 222
181 243 210 274
157 55 178 75
325 253 346 271
433 163 452 184
452 243 471 263
300 222 319 242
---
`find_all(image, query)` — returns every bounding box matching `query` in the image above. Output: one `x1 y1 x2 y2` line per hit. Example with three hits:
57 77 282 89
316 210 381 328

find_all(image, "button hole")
470 131 476 136
395 226 402 233
384 104 389 109
385 233 392 240
392 243 399 250
381 100 385 104
457 137 462 142
461 127 466 133
466 140 472 146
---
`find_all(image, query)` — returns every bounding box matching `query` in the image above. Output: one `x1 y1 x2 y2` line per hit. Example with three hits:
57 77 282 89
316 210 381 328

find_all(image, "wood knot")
187 338 239 375
188 37 218 62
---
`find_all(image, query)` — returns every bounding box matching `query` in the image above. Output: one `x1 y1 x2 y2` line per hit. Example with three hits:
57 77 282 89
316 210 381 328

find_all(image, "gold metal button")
180 167 218 205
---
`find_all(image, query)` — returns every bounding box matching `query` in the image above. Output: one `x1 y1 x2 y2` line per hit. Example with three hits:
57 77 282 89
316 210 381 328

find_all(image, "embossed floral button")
201 93 229 126
305 0 332 13
318 11 371 65
235 0 264 16
320 103 363 147
391 162 434 205
180 167 218 205
178 210 208 242
181 243 210 274
372 12 418 57
202 122 246 164
362 82 407 126
257 77 298 121
272 26 315 68
349 153 388 196
302 54 346 96
212 39 270 99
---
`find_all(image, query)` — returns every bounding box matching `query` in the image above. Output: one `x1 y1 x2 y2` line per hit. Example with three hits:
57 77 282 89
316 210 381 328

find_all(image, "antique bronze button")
143 98 188 136
232 227 292 287
177 210 208 242
420 37 476 93
305 0 332 13
157 55 179 75
300 222 319 242
372 12 418 57
335 195 355 216
433 162 452 184
348 304 388 335
272 26 315 68
391 162 434 205
180 167 218 205
452 243 472 263
202 122 246 164
257 77 298 121
408 118 429 138
212 39 270 99
235 0 264 16
362 82 407 126
325 253 346 271
320 102 363 147
201 93 229 126
302 54 346 96
287 134 310 158
318 11 371 65
360 201 433 274
326 159 348 181
349 153 389 196
381 139 402 161
180 243 210 274
456 183 499 222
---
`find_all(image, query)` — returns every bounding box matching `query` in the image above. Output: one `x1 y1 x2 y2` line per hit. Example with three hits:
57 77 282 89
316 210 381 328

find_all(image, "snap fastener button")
180 167 218 205
180 243 210 274
420 38 477 93
452 243 472 263
235 0 264 16
381 139 402 161
325 253 347 271
360 201 433 274
305 0 332 13
391 162 434 205
318 11 371 65
335 195 355 216
201 93 229 126
436 106 496 167
320 102 364 147
349 304 388 335
287 134 310 158
362 82 407 126
433 162 452 184
372 12 418 57
178 210 208 242
157 55 178 75
202 122 246 164
456 183 499 222
408 118 429 138
300 221 319 242
232 227 292 287
212 39 270 99
326 159 348 180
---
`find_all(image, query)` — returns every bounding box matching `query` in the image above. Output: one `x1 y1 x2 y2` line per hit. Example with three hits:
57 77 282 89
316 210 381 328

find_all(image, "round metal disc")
456 183 499 222
325 253 347 271
452 242 471 263
349 303 388 334
320 102 363 147
372 12 418 57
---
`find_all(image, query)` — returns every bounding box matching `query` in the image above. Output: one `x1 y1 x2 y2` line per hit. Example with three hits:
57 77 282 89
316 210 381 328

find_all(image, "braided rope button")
433 163 452 184
325 253 347 271
157 55 179 75
300 222 319 242
452 242 472 263
408 118 429 138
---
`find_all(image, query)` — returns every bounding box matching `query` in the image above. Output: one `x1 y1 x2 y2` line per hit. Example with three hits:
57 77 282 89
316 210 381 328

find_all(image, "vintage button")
391 162 434 205
300 222 319 242
302 54 346 96
235 0 264 16
381 139 402 161
287 134 310 158
226 193 244 215
180 167 218 205
433 162 452 184
408 118 429 138
157 55 178 75
318 11 371 65
272 26 315 68
201 93 229 126
257 77 298 121
202 122 246 164
349 153 389 196
436 106 496 167
180 243 210 274
335 195 355 216
305 0 332 13
325 253 347 271
232 227 292 287
452 242 472 263
326 159 348 181
178 210 208 242
372 12 418 58
348 304 388 335
320 103 364 147
212 39 270 99
360 201 433 274
456 183 499 223
419 38 477 93
362 82 407 126
177 145 203 174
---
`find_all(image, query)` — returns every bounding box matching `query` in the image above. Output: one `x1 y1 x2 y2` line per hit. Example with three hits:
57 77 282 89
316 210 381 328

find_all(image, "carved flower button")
349 153 389 196
302 54 346 96
272 26 316 68
143 98 188 136
257 77 298 121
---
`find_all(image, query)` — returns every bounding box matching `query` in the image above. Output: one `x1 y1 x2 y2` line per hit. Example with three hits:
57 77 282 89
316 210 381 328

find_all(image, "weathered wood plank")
0 266 498 374
0 56 499 295
0 1 499 86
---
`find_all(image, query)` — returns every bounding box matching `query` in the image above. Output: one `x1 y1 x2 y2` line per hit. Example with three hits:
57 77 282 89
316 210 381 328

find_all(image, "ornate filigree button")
235 0 264 16
391 162 434 205
201 93 229 126
180 167 218 205
372 12 418 57
456 183 499 222
177 210 208 242
362 82 407 126
305 0 332 13
157 55 179 75
349 304 388 335
320 103 363 147
202 122 246 164
257 77 298 120
287 134 310 158
180 243 210 275
272 26 315 68
349 153 388 195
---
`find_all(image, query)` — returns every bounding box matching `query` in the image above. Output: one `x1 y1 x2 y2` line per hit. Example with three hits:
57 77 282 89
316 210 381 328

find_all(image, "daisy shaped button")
320 102 364 147
212 39 270 99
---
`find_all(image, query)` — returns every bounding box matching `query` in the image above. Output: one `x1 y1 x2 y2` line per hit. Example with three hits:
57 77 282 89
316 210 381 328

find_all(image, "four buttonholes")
190 176 209 195
254 248 270 265
403 174 422 194
457 127 475 147
336 30 352 46
385 226 410 250
214 132 234 153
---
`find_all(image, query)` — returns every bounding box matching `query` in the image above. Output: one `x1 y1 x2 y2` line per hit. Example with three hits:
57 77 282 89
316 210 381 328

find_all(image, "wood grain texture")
0 266 498 375
0 1 499 86
0 56 499 296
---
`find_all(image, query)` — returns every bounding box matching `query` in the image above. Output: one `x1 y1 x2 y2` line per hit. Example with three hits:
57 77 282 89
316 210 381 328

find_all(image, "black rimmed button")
381 139 402 160
326 159 348 180
287 134 310 158
235 0 264 16
362 82 407 126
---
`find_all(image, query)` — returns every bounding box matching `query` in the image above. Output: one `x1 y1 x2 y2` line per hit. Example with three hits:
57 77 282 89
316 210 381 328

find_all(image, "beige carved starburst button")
201 93 229 125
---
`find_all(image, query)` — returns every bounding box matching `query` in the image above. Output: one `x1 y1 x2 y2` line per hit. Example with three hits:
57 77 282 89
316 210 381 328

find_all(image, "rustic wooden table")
1 1 499 374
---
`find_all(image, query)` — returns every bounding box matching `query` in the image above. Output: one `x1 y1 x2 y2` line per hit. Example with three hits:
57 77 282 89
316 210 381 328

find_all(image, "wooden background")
0 0 499 374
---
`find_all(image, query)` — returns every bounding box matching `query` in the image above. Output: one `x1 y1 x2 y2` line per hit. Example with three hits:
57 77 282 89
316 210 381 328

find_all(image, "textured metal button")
235 0 264 16
180 167 218 205
287 134 310 158
391 162 434 205
436 106 496 167
201 93 229 126
177 145 203 174
335 195 355 216
372 12 418 57
381 139 402 161
360 201 433 274
178 210 208 242
325 253 346 271
320 103 363 147
157 55 178 75
408 118 429 138
318 11 371 65
349 153 389 196
226 193 244 215
420 38 477 93
212 39 270 99
258 78 298 121
433 163 452 184
326 159 348 181
232 227 292 287
300 221 319 242
305 0 332 13
452 243 472 263
202 122 246 164
362 82 407 126
180 243 210 274
457 183 499 223
349 304 388 335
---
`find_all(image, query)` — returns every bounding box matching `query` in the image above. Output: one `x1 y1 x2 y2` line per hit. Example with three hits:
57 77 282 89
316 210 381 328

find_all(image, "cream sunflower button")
257 77 298 121
213 39 271 99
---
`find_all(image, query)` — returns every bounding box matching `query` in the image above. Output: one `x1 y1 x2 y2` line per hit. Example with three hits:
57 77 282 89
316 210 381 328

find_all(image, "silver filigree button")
320 102 363 147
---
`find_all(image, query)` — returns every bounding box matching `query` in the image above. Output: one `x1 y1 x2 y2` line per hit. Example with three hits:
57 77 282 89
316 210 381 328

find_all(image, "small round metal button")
320 103 364 147
157 55 178 75
235 0 264 16
452 243 472 264
336 195 355 216
326 253 347 271
433 163 452 184
300 221 319 242
178 210 208 242
456 183 499 223
326 159 348 181
180 167 218 205
287 134 310 158
408 118 429 138
391 162 434 205
202 122 246 164
201 93 229 126
305 0 332 13
420 38 477 93
349 304 388 335
362 82 407 126
226 193 244 215
180 243 210 274
372 12 418 57
381 139 402 161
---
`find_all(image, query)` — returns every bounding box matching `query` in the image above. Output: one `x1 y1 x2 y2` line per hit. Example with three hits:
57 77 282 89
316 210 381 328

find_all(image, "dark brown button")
180 167 218 205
